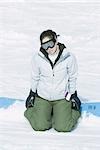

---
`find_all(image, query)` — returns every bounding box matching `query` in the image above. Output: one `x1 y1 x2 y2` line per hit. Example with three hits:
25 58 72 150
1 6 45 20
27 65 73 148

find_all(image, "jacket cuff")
30 89 36 96
65 92 71 101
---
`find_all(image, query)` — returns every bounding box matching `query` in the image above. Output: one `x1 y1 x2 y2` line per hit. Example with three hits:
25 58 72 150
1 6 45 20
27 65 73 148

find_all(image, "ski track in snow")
0 1 100 150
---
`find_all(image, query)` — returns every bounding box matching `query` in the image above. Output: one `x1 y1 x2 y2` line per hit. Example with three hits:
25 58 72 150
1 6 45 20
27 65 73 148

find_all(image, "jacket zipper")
53 69 54 76
51 68 54 99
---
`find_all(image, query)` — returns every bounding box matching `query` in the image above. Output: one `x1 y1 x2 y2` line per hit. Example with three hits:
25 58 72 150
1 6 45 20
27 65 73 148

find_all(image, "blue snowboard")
0 97 100 117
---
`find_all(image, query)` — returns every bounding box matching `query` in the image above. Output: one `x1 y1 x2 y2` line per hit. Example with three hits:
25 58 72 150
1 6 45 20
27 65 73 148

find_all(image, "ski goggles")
41 38 56 50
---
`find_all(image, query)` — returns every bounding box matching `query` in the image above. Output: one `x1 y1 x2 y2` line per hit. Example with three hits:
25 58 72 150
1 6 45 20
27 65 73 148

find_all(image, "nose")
46 47 52 51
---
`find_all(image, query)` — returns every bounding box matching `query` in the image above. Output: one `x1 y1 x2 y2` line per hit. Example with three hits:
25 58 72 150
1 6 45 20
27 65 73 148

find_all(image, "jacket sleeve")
31 54 40 93
67 53 78 94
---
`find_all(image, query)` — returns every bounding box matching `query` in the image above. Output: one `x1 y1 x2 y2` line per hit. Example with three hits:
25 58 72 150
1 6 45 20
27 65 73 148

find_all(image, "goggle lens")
41 39 56 50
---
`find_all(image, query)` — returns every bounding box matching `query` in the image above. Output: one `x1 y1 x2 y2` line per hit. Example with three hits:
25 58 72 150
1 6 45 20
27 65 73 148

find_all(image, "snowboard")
0 97 100 117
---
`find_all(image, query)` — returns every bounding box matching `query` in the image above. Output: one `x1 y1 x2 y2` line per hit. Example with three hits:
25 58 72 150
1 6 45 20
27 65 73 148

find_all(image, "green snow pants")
24 96 81 132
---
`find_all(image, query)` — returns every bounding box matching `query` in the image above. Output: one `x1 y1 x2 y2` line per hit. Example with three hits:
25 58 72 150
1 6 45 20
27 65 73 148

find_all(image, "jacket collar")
38 43 70 69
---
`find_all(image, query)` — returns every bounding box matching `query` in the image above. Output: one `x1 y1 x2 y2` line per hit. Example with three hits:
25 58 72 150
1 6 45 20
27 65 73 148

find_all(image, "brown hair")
40 29 57 44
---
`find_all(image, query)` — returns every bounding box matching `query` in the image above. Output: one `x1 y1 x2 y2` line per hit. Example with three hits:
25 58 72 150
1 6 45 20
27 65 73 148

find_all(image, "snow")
0 102 100 150
0 1 100 150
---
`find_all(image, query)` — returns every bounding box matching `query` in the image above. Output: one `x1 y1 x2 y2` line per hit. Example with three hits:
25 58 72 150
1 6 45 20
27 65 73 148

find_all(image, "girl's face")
42 37 58 55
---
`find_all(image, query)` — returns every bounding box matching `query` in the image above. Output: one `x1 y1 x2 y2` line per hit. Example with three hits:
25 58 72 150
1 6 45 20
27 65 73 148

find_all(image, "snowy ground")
0 101 100 150
0 1 100 150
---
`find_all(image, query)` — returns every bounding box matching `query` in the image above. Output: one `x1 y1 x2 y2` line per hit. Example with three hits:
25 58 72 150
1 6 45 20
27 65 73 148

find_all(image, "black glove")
25 89 36 108
70 91 81 111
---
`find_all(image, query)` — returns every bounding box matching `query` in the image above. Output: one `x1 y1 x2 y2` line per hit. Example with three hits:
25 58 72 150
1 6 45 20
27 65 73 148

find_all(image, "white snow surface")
0 1 100 150
0 102 100 150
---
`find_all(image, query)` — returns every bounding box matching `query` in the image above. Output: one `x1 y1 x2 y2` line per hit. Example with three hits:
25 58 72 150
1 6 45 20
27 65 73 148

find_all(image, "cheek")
52 45 57 51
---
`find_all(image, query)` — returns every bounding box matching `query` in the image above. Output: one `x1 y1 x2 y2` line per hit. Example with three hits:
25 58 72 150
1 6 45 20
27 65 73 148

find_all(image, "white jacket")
31 43 78 101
